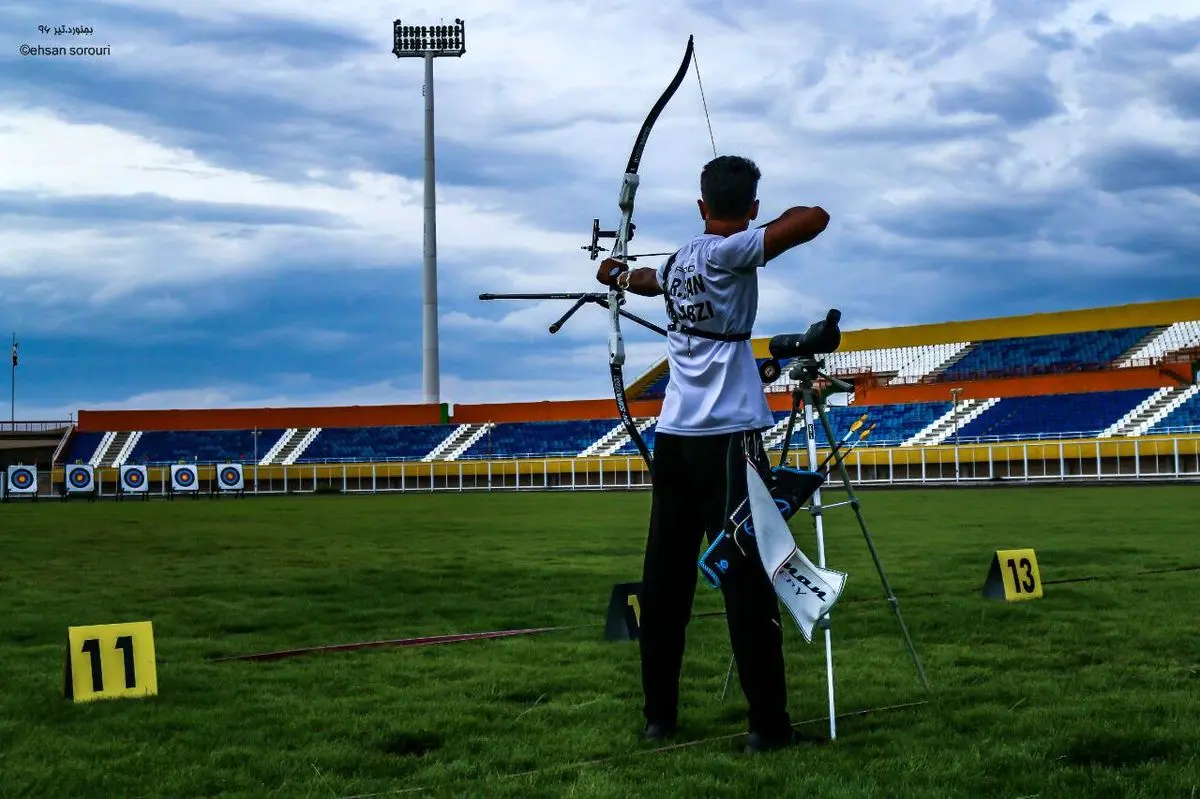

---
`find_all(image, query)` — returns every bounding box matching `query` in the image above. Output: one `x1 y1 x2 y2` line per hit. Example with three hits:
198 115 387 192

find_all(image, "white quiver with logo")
745 461 847 642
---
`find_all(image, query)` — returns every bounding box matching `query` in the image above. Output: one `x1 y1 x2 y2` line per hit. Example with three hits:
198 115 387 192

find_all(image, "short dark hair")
700 155 761 220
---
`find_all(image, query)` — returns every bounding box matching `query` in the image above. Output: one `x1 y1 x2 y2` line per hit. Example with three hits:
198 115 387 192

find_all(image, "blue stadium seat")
1147 390 1200 433
955 389 1156 440
62 431 105 463
460 419 619 459
108 386 1184 467
784 402 952 448
130 429 286 464
616 403 950 453
942 327 1154 380
298 425 456 462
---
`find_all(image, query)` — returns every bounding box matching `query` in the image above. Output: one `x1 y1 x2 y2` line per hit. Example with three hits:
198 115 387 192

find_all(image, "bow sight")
582 218 625 261
580 219 675 263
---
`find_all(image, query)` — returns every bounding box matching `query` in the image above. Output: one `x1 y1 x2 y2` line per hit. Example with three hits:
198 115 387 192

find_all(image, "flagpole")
10 333 16 424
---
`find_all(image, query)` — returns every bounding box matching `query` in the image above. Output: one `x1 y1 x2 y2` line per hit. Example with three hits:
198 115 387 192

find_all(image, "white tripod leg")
804 397 837 741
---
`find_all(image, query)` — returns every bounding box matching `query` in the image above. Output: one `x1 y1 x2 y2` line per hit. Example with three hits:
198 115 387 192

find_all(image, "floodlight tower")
392 18 466 405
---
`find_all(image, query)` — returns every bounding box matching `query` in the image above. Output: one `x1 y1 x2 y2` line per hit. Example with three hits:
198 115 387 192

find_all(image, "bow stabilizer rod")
477 292 669 336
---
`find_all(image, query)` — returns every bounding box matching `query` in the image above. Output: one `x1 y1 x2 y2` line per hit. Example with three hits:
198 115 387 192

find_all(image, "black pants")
638 429 790 736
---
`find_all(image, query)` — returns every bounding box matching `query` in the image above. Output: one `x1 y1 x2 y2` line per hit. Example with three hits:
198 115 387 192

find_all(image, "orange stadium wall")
76 403 447 432
78 394 793 431
854 364 1193 405
767 393 795 412
452 397 665 423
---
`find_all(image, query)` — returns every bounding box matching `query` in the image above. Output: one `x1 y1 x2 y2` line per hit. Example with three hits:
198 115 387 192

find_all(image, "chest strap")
672 325 752 342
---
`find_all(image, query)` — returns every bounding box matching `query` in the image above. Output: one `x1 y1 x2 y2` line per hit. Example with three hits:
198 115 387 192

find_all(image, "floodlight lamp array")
392 19 466 57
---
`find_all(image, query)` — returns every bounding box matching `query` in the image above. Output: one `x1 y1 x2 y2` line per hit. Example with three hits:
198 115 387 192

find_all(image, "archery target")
66 464 95 493
171 464 198 492
216 463 244 491
120 465 148 493
8 465 37 494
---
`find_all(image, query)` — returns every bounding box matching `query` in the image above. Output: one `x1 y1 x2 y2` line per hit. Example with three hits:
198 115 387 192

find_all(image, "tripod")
771 356 930 740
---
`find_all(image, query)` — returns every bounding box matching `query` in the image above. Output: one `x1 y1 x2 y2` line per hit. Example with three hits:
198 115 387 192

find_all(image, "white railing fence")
6 436 1200 500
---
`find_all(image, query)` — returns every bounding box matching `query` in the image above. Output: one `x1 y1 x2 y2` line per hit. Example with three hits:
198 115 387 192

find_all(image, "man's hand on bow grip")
597 257 628 287
596 258 665 297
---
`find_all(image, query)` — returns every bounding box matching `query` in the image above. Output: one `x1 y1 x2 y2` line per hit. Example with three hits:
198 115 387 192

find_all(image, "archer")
595 154 830 752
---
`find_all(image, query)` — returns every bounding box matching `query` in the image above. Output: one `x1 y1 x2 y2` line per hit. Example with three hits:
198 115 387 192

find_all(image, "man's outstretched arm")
595 258 664 297
758 206 830 263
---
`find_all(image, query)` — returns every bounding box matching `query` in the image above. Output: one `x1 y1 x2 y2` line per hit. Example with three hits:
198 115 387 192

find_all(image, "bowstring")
692 40 718 158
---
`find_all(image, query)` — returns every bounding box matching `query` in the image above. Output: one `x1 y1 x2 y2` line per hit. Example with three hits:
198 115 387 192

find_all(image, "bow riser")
607 173 640 370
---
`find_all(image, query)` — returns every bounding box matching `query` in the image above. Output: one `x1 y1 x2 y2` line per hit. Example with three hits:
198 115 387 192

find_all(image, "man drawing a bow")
596 155 831 752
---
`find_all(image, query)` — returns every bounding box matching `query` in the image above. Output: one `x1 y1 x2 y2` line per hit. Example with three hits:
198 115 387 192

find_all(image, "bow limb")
606 35 697 480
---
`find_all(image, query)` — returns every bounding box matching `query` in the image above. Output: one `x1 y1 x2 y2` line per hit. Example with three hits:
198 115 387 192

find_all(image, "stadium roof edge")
748 297 1200 358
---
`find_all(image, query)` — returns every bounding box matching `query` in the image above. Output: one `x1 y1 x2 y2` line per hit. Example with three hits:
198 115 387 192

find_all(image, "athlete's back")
654 228 773 436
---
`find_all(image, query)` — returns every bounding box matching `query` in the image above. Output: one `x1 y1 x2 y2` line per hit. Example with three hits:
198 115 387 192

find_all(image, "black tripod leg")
778 391 803 467
813 401 930 690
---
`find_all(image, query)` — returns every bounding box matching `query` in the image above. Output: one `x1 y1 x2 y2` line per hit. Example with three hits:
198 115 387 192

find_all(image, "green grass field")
3 485 1199 798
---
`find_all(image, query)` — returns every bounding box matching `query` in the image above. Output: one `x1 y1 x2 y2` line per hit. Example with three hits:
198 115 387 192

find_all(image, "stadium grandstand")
5 297 1200 498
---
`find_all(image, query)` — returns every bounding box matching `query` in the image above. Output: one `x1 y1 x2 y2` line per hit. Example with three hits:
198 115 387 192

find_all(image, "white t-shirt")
653 227 774 436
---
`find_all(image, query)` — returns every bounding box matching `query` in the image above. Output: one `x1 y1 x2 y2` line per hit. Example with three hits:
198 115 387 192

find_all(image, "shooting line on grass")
500 700 933 777
333 700 932 798
211 565 1200 664
207 626 579 663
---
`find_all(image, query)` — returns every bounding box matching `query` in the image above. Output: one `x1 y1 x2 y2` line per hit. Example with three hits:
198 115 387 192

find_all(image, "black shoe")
743 727 822 753
641 722 677 741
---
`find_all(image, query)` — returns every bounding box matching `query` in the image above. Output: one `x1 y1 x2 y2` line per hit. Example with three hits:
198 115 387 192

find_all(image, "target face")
123 468 145 488
10 466 35 491
170 464 198 492
68 467 92 488
215 463 244 491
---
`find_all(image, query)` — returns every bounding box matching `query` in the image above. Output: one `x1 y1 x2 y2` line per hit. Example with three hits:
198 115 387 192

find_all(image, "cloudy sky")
1 0 1197 419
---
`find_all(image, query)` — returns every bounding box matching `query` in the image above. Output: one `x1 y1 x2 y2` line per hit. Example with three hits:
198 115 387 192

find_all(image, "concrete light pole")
392 19 466 405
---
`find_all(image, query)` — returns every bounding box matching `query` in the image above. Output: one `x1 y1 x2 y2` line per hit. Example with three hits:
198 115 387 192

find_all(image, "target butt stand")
3 464 40 503
117 465 151 501
60 463 98 502
210 464 247 499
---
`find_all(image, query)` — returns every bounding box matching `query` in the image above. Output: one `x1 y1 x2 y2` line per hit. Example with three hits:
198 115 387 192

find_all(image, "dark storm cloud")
933 72 1065 126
